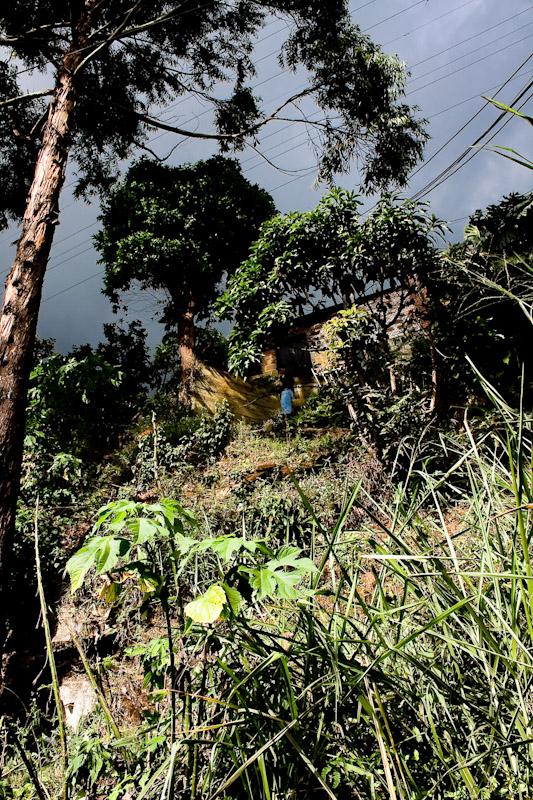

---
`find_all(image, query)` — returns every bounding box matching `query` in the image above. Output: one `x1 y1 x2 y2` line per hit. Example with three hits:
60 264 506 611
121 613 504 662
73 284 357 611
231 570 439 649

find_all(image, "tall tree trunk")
0 72 75 558
0 3 97 683
177 297 196 405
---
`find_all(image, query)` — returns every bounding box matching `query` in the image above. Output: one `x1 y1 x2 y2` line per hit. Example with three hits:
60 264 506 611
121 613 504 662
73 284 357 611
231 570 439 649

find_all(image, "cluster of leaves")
96 157 275 329
432 191 533 408
66 497 316 613
219 190 445 374
309 303 433 461
21 323 151 504
133 401 234 485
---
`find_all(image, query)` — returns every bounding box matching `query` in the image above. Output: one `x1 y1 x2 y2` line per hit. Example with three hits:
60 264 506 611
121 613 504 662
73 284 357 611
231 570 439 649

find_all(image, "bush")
133 402 234 484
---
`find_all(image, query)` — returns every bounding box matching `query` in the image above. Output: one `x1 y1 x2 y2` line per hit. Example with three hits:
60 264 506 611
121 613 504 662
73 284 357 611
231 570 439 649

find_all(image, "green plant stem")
34 498 68 800
162 592 177 744
69 629 121 739
190 656 208 799
6 721 51 800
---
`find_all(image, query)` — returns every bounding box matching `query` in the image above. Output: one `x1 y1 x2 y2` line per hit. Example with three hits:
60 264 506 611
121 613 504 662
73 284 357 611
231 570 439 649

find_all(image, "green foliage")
19 323 150 517
435 191 533 407
309 302 433 461
190 400 233 462
133 402 234 484
66 497 197 594
26 351 121 454
1 0 426 231
126 637 170 689
219 190 445 374
54 388 533 800
66 497 316 611
21 350 120 516
10 345 533 800
26 322 150 466
93 320 152 407
96 157 275 332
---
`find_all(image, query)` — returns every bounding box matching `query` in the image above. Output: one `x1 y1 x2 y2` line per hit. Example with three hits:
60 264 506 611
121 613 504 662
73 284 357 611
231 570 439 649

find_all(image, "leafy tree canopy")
437 191 533 406
0 0 427 229
96 156 275 326
218 189 445 373
460 191 533 259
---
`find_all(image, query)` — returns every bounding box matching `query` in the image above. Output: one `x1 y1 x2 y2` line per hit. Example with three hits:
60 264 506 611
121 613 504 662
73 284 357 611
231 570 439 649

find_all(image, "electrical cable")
409 21 533 83
410 8 532 70
382 0 488 47
407 52 533 183
410 77 533 200
411 87 533 201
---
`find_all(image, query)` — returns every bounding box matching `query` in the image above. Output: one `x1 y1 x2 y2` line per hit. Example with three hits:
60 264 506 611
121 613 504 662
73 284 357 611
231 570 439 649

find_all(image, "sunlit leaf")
184 584 227 624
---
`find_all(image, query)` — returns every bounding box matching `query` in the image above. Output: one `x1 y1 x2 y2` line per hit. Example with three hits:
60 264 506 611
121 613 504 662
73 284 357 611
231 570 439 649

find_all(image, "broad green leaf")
184 584 227 624
174 532 197 554
268 545 316 573
135 518 160 544
271 570 304 600
65 537 103 593
249 568 276 600
94 537 130 575
223 584 242 616
209 536 248 562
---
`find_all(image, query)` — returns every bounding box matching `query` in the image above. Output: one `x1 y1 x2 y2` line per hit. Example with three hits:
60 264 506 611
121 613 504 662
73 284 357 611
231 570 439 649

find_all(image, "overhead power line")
412 90 533 201
407 52 533 183
407 33 533 96
382 0 486 47
410 77 533 201
364 0 429 32
409 8 532 70
409 21 533 83
42 270 105 303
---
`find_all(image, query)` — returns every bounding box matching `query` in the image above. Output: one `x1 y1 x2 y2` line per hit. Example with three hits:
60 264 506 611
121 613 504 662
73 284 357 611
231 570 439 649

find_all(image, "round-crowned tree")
96 156 275 399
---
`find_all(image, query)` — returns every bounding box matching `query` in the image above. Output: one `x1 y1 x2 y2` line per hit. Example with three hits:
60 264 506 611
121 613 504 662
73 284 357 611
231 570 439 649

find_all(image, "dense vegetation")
0 172 531 799
0 0 428 570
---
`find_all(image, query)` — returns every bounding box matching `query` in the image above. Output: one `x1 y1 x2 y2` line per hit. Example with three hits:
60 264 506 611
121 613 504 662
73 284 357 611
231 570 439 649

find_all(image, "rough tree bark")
0 3 98 681
177 296 196 406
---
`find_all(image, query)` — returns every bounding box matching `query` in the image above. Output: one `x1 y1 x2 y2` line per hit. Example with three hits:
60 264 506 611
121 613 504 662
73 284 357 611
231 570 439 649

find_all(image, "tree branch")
0 22 69 45
0 89 54 109
74 2 191 56
136 111 240 140
72 0 145 75
244 142 315 175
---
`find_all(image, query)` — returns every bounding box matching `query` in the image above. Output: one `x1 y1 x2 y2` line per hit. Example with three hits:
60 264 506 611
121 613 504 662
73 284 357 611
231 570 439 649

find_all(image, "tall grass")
4 390 532 800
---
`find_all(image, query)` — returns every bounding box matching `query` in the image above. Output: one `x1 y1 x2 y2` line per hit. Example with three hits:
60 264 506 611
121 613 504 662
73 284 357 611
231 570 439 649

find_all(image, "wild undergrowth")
2 377 532 800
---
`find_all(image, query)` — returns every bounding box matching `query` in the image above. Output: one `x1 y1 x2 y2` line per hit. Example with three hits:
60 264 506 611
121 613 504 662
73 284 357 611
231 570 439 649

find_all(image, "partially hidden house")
257 287 419 380
192 287 420 421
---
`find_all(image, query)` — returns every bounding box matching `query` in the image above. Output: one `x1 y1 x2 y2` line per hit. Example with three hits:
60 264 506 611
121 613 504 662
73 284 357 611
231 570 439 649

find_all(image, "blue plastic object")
280 388 294 415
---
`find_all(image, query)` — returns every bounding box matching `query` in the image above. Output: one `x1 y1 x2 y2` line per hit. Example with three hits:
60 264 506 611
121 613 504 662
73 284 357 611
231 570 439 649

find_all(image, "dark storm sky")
1 0 532 353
